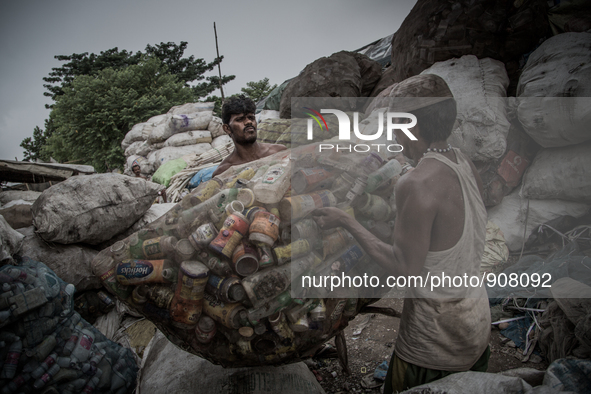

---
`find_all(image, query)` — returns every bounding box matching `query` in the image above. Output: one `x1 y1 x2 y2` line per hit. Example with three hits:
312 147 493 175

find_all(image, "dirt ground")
308 297 548 394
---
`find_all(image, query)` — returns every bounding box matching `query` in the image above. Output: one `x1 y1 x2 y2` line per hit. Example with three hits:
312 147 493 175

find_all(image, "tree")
42 41 234 105
44 57 193 172
241 78 277 104
26 41 235 168
20 122 53 162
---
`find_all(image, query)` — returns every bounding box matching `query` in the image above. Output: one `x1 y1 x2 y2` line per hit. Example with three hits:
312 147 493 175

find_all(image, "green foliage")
20 118 55 162
44 57 193 172
26 41 235 171
240 78 277 104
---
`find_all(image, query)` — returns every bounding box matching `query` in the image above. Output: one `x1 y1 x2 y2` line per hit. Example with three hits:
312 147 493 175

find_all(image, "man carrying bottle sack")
312 74 491 392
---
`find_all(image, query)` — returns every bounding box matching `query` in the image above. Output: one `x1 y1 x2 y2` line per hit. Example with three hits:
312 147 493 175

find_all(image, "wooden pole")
213 22 225 101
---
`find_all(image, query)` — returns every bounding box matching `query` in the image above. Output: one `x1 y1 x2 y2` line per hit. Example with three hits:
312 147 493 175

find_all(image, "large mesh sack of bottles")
0 257 138 393
92 142 401 367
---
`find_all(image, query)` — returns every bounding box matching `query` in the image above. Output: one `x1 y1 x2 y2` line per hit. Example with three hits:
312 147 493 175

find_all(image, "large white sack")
147 114 168 126
31 174 164 245
420 55 511 162
122 122 153 150
522 142 591 203
124 140 152 158
487 189 589 252
208 116 225 138
163 130 212 147
0 215 24 264
16 226 101 291
211 134 232 149
168 102 215 115
0 190 41 206
169 112 213 134
137 330 326 394
516 32 591 148
148 144 212 170
256 109 281 123
148 122 174 144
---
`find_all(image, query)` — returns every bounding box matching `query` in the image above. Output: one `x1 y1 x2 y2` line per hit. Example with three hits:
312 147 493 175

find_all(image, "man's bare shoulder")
260 143 287 156
212 153 238 177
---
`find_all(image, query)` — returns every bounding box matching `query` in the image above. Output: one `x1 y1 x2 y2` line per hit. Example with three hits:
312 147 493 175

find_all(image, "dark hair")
410 98 457 145
221 95 256 125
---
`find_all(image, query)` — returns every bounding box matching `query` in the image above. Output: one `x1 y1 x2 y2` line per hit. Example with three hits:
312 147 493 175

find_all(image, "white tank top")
394 148 491 371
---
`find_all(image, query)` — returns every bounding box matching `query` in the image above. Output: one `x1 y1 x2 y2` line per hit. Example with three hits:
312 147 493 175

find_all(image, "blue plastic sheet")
188 166 218 189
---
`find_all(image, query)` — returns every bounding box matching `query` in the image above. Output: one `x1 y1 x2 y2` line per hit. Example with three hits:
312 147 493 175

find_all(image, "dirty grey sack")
31 174 164 245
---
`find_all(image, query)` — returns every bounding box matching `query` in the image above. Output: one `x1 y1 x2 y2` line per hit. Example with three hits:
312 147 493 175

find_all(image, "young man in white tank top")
313 74 490 392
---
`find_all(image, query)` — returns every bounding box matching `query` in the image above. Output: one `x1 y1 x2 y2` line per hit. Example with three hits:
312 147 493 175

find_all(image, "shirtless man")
211 95 286 177
312 74 491 392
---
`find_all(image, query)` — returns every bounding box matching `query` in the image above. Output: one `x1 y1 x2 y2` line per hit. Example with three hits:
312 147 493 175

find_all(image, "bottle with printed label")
69 329 95 365
91 250 132 300
241 253 321 309
365 159 402 193
194 315 217 344
249 210 280 246
0 338 22 379
292 168 335 195
209 212 250 259
231 240 260 276
273 239 311 266
31 352 57 379
170 261 209 329
116 259 174 285
2 372 30 393
253 157 292 204
245 164 270 189
32 363 60 389
205 275 246 303
257 245 275 269
278 190 337 222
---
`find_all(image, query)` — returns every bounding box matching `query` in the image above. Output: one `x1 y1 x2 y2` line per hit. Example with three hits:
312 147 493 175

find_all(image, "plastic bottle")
0 338 22 379
205 275 246 303
273 239 311 266
246 164 269 189
32 363 60 389
245 290 292 325
91 250 132 300
365 159 402 193
69 328 95 365
194 315 217 344
278 190 337 222
31 352 58 379
209 211 251 259
170 261 209 329
241 253 321 309
253 157 292 204
231 240 260 276
249 210 280 246
292 168 335 194
354 193 392 221
309 299 327 322
1 373 30 394
202 293 246 329
116 259 174 285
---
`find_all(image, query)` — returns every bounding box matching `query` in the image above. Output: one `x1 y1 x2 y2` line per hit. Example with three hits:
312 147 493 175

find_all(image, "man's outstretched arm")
312 175 436 278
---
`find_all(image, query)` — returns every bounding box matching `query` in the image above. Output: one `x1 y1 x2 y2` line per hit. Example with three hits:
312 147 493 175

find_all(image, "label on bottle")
262 167 285 184
79 334 93 351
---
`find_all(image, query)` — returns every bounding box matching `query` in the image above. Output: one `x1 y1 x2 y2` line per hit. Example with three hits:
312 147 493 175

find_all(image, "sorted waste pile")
0 258 138 393
122 102 228 180
92 141 403 367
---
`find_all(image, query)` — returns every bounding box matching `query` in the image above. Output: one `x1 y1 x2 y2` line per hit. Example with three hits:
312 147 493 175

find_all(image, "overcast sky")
0 0 415 162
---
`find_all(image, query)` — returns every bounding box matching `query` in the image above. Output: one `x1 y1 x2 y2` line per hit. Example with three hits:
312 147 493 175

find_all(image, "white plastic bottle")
253 157 291 204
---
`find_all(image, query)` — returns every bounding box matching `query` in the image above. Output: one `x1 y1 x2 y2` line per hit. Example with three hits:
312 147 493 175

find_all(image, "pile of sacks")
91 142 404 367
487 32 591 252
121 102 232 179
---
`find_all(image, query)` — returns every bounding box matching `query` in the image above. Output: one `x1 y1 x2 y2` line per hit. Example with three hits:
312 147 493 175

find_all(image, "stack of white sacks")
487 32 591 251
121 102 232 177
